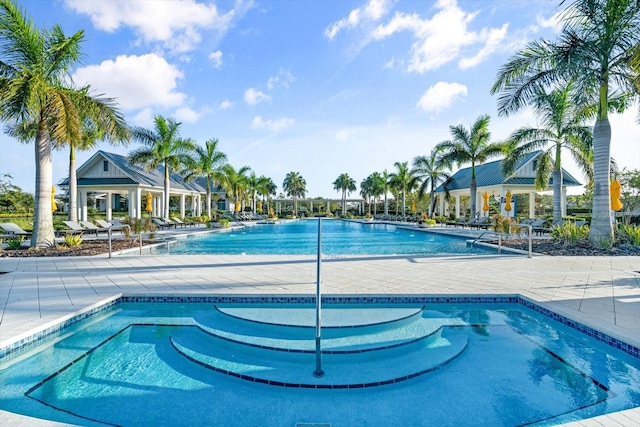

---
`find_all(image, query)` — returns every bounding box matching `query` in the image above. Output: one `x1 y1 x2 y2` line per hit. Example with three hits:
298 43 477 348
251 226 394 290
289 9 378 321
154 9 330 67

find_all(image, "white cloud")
266 69 296 90
325 0 392 40
416 82 468 114
64 0 245 53
209 50 223 68
174 107 201 123
251 116 294 132
219 100 234 110
336 128 358 141
72 53 185 111
536 11 564 32
458 24 508 69
370 0 508 73
244 88 271 105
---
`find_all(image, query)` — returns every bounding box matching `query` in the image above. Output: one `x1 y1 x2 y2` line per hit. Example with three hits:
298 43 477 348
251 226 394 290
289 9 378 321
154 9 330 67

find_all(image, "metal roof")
62 150 222 193
434 150 581 192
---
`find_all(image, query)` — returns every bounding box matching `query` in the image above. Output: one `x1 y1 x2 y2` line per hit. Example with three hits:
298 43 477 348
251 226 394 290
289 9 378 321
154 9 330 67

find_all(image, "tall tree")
389 161 418 218
257 175 277 216
412 145 451 218
333 172 356 216
436 115 503 218
0 0 128 246
221 164 252 213
183 138 227 219
501 84 593 225
381 169 391 217
491 0 640 245
282 171 306 216
129 116 196 220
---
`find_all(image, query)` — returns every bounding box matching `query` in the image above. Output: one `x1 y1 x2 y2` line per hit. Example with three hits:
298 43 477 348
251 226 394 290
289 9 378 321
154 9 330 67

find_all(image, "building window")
217 199 226 210
103 160 109 172
532 160 537 171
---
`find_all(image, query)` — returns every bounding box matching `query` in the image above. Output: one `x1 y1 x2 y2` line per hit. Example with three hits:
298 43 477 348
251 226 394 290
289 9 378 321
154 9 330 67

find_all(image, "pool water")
1 301 639 426
152 219 497 256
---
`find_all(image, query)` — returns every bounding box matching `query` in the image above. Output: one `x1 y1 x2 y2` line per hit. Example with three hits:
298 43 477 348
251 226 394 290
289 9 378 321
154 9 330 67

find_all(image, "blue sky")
1 0 638 198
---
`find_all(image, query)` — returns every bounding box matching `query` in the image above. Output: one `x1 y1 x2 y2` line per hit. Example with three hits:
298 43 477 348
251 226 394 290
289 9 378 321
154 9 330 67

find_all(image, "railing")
469 224 533 258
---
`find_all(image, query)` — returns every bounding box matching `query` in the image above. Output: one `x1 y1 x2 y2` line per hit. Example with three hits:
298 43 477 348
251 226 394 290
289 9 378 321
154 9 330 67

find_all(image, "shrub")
492 215 515 234
219 218 230 228
618 224 640 246
62 233 83 247
550 222 589 245
4 236 23 249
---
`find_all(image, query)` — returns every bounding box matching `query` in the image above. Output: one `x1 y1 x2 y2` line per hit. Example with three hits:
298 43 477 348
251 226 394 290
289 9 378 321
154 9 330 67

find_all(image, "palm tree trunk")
69 144 78 222
384 194 388 217
469 178 477 218
429 189 436 217
588 118 613 245
552 169 563 225
32 125 55 247
401 192 406 217
206 187 212 219
164 163 170 220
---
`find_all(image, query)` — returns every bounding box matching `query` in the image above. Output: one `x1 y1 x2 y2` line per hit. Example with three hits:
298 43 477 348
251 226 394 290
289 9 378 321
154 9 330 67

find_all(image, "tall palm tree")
221 164 252 213
333 173 356 216
389 161 418 218
360 175 374 215
0 0 128 247
491 0 640 245
381 169 391 217
183 138 227 219
436 115 503 218
361 172 385 215
129 116 196 220
257 176 277 216
282 171 306 216
501 84 593 225
412 145 451 218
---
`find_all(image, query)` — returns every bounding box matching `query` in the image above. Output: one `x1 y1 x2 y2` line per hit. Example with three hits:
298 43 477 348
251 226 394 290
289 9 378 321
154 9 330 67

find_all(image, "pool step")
169 326 468 388
197 316 465 353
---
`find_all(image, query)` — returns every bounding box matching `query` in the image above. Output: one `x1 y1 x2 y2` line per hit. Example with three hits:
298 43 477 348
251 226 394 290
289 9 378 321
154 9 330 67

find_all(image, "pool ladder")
469 223 533 258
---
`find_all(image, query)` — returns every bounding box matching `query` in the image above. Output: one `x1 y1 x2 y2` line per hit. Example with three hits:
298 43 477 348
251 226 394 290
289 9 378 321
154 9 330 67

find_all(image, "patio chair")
59 221 88 237
95 219 129 233
0 222 32 237
152 218 176 229
171 217 194 228
79 220 110 236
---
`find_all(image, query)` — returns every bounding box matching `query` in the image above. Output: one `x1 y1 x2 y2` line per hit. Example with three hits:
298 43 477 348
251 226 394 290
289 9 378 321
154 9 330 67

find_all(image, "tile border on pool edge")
1 293 638 360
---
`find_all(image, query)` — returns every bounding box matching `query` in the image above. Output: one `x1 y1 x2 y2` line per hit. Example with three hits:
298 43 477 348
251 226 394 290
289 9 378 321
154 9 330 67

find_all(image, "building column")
455 194 460 218
105 192 113 221
529 192 536 219
133 188 141 219
180 194 186 218
326 201 330 213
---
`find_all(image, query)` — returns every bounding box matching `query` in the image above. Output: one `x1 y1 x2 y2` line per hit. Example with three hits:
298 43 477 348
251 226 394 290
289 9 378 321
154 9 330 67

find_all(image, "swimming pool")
151 219 498 256
1 295 638 426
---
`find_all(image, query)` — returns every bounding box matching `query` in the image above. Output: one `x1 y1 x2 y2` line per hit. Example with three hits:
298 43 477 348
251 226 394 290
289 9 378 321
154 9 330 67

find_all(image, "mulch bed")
0 239 148 257
493 239 640 256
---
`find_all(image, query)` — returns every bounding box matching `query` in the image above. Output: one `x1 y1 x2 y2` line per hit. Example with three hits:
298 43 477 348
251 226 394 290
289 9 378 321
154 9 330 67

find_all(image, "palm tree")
282 171 306 216
183 138 227 219
129 116 196 220
257 176 277 216
501 84 593 225
333 173 356 216
412 145 451 218
360 172 385 215
436 115 503 218
360 175 374 215
221 164 252 213
382 169 391 217
0 1 128 247
491 0 640 245
389 161 418 218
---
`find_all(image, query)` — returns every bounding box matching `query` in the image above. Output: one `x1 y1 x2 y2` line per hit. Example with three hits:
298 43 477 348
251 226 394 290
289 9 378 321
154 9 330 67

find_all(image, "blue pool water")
152 219 497 256
1 298 639 426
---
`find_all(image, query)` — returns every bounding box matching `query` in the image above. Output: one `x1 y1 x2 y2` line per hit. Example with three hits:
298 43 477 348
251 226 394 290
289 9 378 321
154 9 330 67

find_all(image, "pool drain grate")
295 424 331 427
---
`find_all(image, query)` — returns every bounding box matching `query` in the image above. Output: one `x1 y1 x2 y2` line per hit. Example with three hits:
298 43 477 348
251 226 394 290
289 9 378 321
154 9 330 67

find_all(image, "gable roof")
434 150 581 192
61 150 223 193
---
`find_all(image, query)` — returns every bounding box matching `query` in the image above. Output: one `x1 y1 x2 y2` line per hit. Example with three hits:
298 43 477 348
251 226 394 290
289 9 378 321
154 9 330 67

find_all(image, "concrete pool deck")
1 249 639 425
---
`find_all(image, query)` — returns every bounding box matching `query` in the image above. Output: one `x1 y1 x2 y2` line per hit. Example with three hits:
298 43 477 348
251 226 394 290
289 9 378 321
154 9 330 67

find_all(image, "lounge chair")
58 221 88 237
0 222 32 237
95 219 129 233
470 217 491 230
79 220 110 235
171 217 195 227
152 218 176 229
